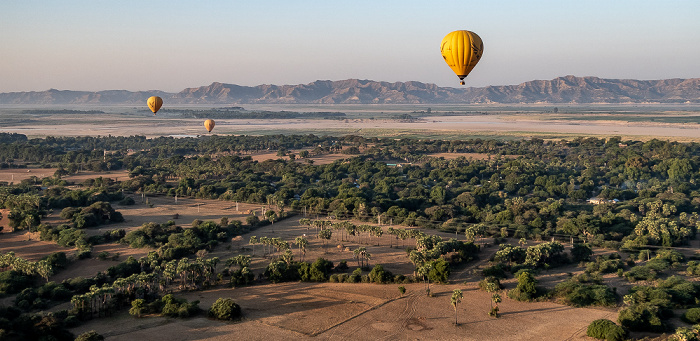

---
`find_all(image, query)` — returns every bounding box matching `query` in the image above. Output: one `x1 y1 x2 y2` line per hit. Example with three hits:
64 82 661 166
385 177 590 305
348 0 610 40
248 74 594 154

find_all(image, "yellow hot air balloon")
204 119 215 133
440 30 484 85
147 96 163 115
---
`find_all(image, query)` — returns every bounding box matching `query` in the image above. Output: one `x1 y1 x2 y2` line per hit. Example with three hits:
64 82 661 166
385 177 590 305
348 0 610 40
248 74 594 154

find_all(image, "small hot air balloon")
440 30 484 85
204 119 215 133
147 96 163 115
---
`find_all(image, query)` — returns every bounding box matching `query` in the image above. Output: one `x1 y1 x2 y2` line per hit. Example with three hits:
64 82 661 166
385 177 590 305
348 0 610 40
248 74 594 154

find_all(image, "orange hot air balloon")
204 119 215 133
440 30 484 85
147 96 163 115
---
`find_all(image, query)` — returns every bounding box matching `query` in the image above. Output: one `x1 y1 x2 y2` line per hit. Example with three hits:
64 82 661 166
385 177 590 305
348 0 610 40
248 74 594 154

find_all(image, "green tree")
451 289 463 325
490 293 502 317
208 298 241 321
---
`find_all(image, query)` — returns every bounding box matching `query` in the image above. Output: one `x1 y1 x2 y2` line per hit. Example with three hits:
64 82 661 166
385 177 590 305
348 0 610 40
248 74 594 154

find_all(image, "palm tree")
295 236 308 261
318 228 332 252
490 293 502 318
451 289 463 325
249 236 258 256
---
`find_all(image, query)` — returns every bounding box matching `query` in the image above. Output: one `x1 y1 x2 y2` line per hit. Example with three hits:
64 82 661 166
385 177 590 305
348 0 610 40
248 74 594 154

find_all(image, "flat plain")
2 104 698 340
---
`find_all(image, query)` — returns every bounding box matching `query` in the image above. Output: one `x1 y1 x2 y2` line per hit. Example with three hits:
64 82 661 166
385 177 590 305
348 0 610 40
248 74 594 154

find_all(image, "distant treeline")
21 109 106 115
166 108 346 119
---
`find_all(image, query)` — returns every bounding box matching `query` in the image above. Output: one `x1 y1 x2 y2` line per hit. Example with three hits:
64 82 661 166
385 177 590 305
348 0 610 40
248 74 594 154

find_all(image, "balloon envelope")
440 30 484 85
147 96 163 115
204 119 215 132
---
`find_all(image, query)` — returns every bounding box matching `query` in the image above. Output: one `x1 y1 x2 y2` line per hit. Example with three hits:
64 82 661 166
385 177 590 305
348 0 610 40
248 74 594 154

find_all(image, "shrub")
683 308 700 324
554 278 617 307
75 330 105 341
97 251 110 260
0 271 34 295
624 265 658 282
298 259 333 283
571 243 593 263
482 263 508 279
618 302 670 333
398 286 406 295
687 261 700 277
369 264 393 284
586 255 624 274
604 325 628 341
478 276 503 292
587 319 627 341
42 252 69 269
427 259 450 284
508 271 539 302
672 326 700 341
160 294 200 318
335 260 349 272
129 299 147 317
265 260 298 283
208 298 241 321
119 197 135 205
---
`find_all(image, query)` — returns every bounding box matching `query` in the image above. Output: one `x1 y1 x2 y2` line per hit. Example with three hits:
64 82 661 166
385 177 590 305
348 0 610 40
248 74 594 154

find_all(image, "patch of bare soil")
62 170 132 184
49 243 151 283
71 282 614 341
0 168 56 183
0 230 73 261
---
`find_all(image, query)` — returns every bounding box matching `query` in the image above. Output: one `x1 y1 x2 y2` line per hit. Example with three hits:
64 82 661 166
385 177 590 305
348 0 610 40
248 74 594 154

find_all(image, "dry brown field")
70 282 614 341
1 194 625 340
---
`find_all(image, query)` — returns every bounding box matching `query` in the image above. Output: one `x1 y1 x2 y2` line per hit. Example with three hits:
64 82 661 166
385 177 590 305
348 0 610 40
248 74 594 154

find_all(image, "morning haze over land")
2 1 700 341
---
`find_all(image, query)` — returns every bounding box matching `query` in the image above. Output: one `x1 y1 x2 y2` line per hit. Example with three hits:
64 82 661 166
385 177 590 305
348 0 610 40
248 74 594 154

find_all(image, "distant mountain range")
2 76 699 105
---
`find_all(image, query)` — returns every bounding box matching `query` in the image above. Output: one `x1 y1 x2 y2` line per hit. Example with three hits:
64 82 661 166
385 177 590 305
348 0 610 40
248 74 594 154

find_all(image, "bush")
208 298 241 321
129 299 147 317
335 260 349 272
554 278 617 307
265 260 298 283
398 286 406 295
75 330 105 341
624 265 658 282
508 271 540 302
618 302 670 333
478 276 503 292
687 261 700 277
0 271 34 295
346 274 361 283
683 308 700 324
586 254 624 274
587 319 627 341
368 264 393 284
427 258 450 284
571 243 593 262
119 197 135 205
42 252 69 269
482 263 508 279
160 294 200 318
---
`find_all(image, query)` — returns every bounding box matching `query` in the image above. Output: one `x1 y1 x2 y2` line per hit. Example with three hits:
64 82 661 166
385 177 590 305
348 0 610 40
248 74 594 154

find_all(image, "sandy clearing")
0 230 74 261
70 282 615 341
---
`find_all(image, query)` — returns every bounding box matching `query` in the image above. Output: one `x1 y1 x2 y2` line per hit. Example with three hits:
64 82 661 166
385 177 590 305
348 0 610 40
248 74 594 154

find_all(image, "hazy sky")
1 1 698 93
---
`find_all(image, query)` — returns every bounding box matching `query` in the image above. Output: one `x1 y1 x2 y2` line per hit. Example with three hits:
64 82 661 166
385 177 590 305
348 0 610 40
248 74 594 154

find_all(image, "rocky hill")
2 76 699 105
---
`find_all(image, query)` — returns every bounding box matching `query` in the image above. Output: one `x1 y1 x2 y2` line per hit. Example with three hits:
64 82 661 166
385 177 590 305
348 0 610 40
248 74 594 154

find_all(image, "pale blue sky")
1 1 698 92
